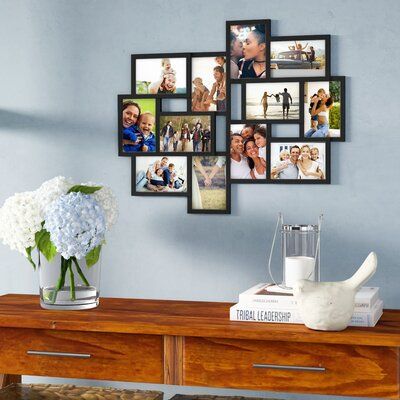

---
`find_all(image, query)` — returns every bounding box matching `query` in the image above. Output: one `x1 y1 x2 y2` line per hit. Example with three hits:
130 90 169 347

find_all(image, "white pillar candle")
284 256 316 288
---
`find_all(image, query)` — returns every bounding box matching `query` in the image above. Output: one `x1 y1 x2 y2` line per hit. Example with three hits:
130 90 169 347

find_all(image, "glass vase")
39 253 101 310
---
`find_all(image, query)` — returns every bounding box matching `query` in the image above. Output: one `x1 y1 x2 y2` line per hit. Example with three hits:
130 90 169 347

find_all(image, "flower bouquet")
0 177 118 310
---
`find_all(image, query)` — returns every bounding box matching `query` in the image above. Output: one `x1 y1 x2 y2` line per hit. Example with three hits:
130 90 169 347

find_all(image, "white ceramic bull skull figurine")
293 252 378 331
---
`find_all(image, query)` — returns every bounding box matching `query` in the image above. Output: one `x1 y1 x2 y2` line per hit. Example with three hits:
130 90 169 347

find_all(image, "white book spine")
230 299 383 327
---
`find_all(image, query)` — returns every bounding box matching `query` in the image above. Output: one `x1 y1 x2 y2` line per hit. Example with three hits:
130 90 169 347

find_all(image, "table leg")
0 374 21 389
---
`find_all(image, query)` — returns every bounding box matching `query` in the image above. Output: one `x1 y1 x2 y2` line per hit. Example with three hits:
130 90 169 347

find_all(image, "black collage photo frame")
118 18 346 214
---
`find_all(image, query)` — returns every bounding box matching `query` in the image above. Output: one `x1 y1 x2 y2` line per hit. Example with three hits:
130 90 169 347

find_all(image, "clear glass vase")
39 253 101 310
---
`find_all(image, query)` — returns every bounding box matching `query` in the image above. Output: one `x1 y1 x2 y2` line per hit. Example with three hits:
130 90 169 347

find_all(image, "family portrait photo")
134 55 187 96
191 54 226 112
190 155 229 213
303 79 344 139
270 142 327 181
245 82 300 120
134 156 187 194
229 21 269 79
120 97 157 154
270 37 329 78
159 114 213 153
230 123 267 180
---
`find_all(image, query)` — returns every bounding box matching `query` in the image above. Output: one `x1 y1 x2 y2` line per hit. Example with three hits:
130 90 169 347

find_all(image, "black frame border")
241 78 303 124
267 137 331 184
187 152 231 214
118 94 161 157
189 51 227 116
269 34 331 79
131 154 189 197
156 111 217 155
131 53 191 99
299 76 346 142
226 19 272 83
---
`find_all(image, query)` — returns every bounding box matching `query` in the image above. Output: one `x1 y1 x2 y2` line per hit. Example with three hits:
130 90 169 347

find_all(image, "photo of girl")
245 82 300 120
120 98 157 154
229 124 268 180
303 79 344 139
134 156 187 195
159 114 213 153
191 54 226 112
270 142 327 182
229 21 269 79
270 37 329 78
134 56 187 96
190 155 229 213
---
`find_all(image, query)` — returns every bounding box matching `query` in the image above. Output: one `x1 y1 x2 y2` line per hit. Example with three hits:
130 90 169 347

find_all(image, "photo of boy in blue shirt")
137 112 156 152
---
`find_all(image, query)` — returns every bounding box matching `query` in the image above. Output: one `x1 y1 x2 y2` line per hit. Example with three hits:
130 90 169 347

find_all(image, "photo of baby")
191 55 226 112
134 156 187 194
120 98 157 154
270 142 327 181
134 56 187 96
229 123 267 180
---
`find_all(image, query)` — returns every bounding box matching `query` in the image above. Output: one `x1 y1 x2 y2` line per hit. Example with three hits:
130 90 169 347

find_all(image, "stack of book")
230 283 383 327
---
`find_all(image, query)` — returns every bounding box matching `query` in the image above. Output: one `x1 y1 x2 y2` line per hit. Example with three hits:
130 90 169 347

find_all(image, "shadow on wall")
0 109 89 132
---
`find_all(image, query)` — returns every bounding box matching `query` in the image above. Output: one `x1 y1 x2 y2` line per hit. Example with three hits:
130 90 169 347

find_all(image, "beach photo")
270 141 328 182
133 55 188 96
245 82 300 121
229 124 267 181
133 156 187 195
159 114 213 153
228 20 270 79
191 54 226 113
270 36 329 78
119 97 157 154
303 78 344 139
189 155 229 213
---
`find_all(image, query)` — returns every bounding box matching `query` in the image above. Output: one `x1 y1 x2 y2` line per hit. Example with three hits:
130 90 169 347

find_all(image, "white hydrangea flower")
0 191 43 255
44 192 106 260
81 182 118 230
35 176 74 218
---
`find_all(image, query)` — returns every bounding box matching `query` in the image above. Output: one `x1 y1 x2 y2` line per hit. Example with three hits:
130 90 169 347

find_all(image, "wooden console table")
0 294 399 399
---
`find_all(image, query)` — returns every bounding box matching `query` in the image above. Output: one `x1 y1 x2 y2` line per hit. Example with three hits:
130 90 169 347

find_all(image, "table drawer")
0 328 163 383
184 337 399 398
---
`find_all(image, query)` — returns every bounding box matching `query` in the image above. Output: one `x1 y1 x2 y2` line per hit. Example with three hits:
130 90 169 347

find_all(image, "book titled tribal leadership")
230 300 383 327
239 283 380 312
230 283 382 327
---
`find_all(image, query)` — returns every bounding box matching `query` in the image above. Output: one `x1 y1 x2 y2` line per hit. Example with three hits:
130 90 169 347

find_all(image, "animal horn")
345 252 377 290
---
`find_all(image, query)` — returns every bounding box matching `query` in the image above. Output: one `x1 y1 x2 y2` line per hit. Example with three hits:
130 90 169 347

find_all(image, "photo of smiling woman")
270 142 327 181
119 98 157 154
134 56 187 95
229 22 268 79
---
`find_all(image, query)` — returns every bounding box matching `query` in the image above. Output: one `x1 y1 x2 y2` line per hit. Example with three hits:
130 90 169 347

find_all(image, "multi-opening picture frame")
119 18 346 213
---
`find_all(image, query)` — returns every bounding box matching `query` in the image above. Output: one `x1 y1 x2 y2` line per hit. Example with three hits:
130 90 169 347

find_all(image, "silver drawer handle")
27 350 91 359
253 363 325 372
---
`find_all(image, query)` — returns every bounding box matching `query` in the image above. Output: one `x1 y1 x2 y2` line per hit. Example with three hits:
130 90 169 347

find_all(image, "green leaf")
25 246 36 270
85 245 101 268
67 185 102 194
35 228 58 262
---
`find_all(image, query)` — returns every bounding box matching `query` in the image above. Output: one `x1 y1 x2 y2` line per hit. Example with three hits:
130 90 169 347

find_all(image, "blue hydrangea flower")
44 192 106 260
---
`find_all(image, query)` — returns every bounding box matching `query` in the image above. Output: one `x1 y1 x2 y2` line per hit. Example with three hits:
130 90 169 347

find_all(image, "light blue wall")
0 0 398 399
